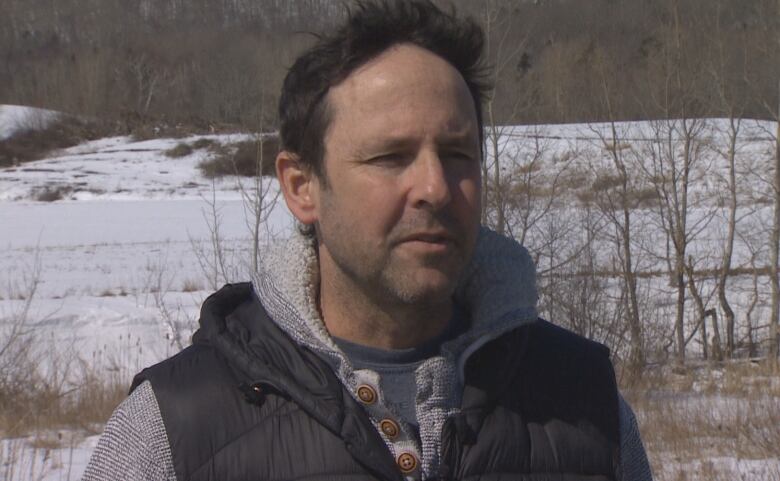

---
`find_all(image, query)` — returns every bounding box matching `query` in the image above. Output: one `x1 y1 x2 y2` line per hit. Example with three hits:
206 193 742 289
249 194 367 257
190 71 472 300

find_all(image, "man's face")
310 44 481 307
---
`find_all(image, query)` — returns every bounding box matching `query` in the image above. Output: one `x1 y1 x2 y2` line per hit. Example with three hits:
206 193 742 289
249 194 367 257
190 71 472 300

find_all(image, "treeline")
1 0 777 130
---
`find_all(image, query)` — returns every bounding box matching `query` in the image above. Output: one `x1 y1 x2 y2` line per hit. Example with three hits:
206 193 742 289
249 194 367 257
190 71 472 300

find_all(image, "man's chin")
387 269 459 306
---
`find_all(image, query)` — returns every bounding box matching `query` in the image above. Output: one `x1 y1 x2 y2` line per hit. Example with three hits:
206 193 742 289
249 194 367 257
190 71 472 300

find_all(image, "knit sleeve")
82 381 177 481
618 394 653 481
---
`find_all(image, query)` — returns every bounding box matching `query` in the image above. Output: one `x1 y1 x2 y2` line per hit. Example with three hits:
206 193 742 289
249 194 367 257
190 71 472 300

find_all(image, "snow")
1 433 100 481
0 105 61 140
0 108 778 480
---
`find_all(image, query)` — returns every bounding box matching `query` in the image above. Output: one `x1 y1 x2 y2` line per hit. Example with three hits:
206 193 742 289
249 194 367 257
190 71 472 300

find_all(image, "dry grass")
181 278 203 292
1 282 129 439
623 360 780 481
0 367 128 439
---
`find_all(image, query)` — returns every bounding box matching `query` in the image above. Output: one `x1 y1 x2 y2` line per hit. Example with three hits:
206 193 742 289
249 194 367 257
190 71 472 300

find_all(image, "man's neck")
318 259 453 350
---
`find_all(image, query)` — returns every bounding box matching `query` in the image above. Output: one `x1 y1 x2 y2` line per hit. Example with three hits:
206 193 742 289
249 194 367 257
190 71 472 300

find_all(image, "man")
84 1 652 480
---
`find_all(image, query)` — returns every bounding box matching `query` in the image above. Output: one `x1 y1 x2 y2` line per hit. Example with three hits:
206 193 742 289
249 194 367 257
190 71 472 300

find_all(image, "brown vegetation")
0 115 114 167
623 361 780 480
164 142 194 158
198 136 279 178
0 366 127 438
33 185 73 202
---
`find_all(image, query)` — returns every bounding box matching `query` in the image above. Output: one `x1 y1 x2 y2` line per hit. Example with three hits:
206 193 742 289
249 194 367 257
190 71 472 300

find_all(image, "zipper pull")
239 382 266 406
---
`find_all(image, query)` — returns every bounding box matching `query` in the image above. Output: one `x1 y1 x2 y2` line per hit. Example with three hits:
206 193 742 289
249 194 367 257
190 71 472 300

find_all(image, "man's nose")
409 152 452 210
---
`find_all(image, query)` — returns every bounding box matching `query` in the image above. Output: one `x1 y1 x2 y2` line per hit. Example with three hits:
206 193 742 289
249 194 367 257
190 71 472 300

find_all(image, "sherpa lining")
251 226 538 478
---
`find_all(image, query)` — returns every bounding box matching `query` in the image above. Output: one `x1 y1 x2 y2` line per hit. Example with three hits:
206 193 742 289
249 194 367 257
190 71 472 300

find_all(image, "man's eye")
443 151 476 162
369 153 407 165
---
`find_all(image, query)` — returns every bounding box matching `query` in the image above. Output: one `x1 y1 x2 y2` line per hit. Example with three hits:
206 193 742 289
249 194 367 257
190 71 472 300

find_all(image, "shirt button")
356 384 377 404
397 452 418 473
380 419 400 438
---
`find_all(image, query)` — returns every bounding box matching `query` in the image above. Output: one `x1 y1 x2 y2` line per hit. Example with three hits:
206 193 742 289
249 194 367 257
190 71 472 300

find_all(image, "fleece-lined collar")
251 226 537 478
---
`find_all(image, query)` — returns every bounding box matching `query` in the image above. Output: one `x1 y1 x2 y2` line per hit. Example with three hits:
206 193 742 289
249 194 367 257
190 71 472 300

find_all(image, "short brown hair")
278 0 489 181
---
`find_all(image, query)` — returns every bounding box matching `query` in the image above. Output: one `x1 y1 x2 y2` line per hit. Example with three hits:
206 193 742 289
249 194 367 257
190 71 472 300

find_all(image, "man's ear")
276 150 319 225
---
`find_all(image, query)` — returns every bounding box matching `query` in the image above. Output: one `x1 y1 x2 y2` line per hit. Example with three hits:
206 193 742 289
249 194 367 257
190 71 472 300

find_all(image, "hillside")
2 0 777 127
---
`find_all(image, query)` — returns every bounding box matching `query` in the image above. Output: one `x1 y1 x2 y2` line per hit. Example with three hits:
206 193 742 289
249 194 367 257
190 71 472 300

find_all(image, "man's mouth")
402 231 454 242
398 232 457 251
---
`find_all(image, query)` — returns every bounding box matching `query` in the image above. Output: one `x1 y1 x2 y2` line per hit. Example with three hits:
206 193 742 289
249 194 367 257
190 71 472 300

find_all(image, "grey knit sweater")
83 228 653 481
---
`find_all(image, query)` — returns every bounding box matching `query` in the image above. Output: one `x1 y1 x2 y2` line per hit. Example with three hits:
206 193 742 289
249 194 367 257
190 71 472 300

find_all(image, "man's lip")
398 232 456 244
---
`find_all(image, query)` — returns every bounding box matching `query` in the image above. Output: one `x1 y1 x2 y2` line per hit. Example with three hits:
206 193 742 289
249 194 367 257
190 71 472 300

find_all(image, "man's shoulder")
466 318 617 401
486 318 611 366
525 318 612 359
131 282 260 396
191 282 256 342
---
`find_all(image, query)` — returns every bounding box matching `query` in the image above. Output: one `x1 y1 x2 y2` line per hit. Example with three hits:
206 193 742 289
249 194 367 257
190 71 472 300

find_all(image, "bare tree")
713 118 741 357
238 134 280 273
701 1 756 359
125 51 172 115
233 90 281 272
684 255 722 361
501 128 573 246
190 180 234 291
583 51 650 367
739 230 764 358
639 117 716 363
587 130 646 367
479 0 535 232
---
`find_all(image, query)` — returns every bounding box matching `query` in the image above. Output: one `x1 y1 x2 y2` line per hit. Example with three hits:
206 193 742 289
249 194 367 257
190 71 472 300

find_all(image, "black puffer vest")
133 283 620 481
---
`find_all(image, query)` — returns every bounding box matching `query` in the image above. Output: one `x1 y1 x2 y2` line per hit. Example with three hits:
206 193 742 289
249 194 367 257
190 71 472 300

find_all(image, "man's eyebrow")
437 130 479 148
359 127 478 153
360 137 417 154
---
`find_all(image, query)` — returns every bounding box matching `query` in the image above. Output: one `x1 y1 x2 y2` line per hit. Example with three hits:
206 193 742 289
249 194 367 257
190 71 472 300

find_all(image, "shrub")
164 142 194 158
192 138 216 150
198 135 279 178
0 115 113 167
34 185 73 202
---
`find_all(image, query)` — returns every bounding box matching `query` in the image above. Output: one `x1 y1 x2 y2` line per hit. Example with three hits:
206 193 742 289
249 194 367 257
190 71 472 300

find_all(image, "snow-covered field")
1 131 294 370
1 108 778 480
